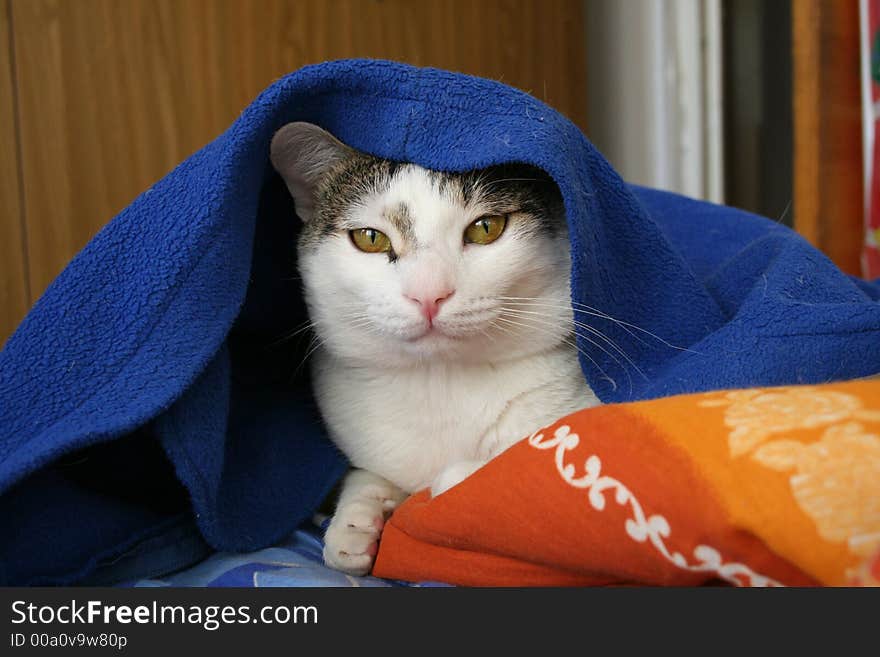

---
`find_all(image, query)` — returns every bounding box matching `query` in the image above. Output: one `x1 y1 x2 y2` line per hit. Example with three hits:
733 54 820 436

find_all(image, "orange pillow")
373 380 880 586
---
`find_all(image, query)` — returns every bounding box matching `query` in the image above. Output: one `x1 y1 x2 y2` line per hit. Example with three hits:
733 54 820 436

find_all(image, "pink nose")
406 288 455 323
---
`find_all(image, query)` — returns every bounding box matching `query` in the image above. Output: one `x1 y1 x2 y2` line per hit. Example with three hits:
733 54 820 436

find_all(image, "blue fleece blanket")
126 519 448 588
1 60 879 586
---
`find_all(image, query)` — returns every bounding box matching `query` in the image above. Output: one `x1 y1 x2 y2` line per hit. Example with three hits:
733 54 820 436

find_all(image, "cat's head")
270 122 573 367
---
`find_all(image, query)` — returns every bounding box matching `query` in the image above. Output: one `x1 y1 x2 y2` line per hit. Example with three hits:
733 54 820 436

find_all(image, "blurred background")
0 0 874 347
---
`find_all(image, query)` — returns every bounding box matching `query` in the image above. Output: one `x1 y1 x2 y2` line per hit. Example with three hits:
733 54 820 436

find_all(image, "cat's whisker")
493 315 619 391
490 315 619 390
349 320 384 336
340 311 388 333
493 315 583 359
499 307 647 381
572 320 643 372
337 309 372 321
341 311 370 323
487 317 521 342
267 319 316 348
498 296 651 346
497 317 632 390
288 312 383 376
480 177 544 189
498 312 633 394
497 296 702 354
293 334 325 378
498 308 630 373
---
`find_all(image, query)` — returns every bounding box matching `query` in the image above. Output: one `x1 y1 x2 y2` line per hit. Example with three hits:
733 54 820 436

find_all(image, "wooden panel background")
0 0 587 346
792 0 864 276
0 0 28 348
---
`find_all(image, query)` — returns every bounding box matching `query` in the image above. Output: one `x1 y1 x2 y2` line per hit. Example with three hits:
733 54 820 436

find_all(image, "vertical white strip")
649 0 673 191
859 0 873 270
585 0 672 191
671 0 704 199
703 0 725 204
585 0 724 203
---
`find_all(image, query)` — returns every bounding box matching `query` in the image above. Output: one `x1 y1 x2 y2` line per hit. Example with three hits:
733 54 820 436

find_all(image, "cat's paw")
356 480 408 511
322 500 385 576
322 469 408 575
430 460 485 498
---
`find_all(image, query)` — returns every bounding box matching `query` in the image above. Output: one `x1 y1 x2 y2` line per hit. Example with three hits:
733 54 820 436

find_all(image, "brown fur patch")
298 149 565 249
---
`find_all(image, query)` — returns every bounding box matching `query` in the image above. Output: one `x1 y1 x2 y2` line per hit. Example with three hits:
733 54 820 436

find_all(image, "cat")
270 122 599 575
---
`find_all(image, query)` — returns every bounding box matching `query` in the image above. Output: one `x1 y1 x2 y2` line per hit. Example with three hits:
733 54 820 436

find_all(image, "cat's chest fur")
312 343 598 492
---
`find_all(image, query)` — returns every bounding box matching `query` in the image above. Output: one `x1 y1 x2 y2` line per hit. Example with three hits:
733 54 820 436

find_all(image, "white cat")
271 122 599 575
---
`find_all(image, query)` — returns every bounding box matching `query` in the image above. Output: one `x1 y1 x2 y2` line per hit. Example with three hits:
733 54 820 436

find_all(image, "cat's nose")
406 288 455 323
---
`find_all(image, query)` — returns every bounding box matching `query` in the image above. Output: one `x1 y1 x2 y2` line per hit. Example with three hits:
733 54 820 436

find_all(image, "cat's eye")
350 228 392 253
464 214 507 245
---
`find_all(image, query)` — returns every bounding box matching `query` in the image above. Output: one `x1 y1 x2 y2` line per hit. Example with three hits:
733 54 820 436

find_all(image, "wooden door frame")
792 0 864 276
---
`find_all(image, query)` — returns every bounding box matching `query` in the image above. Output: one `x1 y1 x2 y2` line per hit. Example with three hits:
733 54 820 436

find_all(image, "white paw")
430 460 484 498
322 470 409 575
355 480 408 511
322 499 385 576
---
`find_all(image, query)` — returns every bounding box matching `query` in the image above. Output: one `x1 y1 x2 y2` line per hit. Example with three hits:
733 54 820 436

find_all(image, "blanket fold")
1 59 878 584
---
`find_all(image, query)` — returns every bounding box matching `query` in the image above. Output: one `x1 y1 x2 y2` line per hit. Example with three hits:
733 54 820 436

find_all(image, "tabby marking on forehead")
297 152 565 249
307 155 395 240
383 202 414 243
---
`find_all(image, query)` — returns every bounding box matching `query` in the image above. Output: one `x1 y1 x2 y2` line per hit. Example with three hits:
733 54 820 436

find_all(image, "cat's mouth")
373 308 501 347
406 325 453 343
402 309 501 344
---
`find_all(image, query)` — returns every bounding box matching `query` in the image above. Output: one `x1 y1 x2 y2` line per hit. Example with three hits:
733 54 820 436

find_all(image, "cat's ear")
270 122 354 222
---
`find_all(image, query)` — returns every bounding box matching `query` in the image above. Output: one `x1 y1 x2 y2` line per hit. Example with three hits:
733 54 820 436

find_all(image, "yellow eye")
464 215 507 245
350 228 392 253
